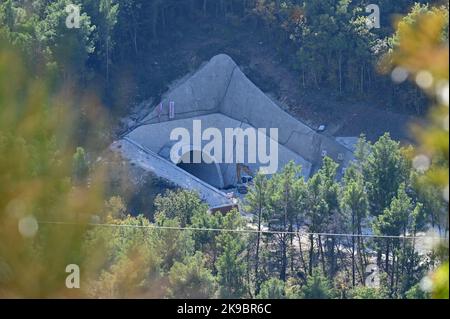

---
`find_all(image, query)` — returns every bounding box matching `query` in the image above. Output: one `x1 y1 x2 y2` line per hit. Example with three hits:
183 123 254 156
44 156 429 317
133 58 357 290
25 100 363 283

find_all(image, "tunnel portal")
177 150 225 189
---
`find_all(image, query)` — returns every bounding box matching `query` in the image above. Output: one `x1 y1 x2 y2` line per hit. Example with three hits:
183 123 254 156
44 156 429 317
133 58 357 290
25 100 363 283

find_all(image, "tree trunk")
360 64 364 94
280 189 288 282
308 234 314 276
106 35 110 88
358 222 368 266
357 233 366 284
290 222 295 274
297 232 307 277
385 240 390 274
318 235 326 274
390 247 396 296
246 242 253 298
254 195 262 294
329 237 336 278
152 3 159 39
129 8 138 55
339 52 343 94
352 212 356 287
302 70 306 89
280 235 287 281
203 0 208 16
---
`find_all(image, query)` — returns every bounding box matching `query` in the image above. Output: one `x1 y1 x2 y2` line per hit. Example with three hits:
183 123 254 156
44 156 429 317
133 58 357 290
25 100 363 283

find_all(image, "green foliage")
349 286 388 299
36 0 95 79
305 157 341 233
430 263 449 299
102 196 126 220
373 184 413 236
412 174 447 231
268 161 305 230
0 40 104 298
383 3 449 298
1 0 448 299
342 165 368 230
0 0 113 83
361 133 409 216
154 189 208 227
83 215 162 298
388 3 449 49
298 0 375 92
190 208 221 252
405 283 430 299
154 214 195 271
265 161 306 281
0 0 38 55
84 0 119 84
72 146 89 182
167 252 216 299
245 171 271 222
300 268 335 299
216 210 248 298
244 171 271 294
284 277 303 299
257 278 285 299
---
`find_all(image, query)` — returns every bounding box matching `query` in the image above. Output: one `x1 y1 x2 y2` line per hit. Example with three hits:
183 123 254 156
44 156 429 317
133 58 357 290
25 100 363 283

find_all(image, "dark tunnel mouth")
177 150 224 189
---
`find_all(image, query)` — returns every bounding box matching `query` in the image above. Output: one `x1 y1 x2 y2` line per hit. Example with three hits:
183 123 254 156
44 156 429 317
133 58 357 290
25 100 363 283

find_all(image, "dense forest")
0 1 449 299
79 134 448 299
0 0 445 118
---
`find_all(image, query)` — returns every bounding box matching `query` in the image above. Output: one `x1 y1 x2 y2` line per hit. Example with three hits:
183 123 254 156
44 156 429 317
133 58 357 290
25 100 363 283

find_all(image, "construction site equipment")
209 202 239 215
236 164 254 194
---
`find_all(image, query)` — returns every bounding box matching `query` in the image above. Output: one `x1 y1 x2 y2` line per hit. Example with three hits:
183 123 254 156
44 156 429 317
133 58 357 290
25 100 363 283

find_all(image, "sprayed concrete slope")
127 113 312 187
111 138 232 207
114 54 354 207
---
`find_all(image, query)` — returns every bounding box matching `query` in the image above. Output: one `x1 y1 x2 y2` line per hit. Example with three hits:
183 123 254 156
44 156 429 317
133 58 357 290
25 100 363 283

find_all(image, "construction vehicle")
209 201 239 215
236 164 254 194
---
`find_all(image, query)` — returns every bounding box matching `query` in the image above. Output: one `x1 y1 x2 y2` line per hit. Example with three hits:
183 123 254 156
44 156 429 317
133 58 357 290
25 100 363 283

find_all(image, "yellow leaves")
0 39 107 298
388 6 449 192
389 5 449 300
431 262 449 299
391 7 449 84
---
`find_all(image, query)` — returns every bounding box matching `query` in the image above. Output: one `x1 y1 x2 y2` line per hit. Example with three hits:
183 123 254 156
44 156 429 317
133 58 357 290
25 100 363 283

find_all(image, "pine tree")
244 171 270 294
167 252 216 299
216 210 248 298
72 146 89 183
267 161 304 282
342 164 369 286
300 267 334 299
362 133 409 217
257 277 285 299
154 189 208 227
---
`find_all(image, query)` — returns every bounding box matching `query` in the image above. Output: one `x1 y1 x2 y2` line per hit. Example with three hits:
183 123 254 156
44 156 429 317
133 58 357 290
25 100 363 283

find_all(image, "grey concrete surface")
114 54 355 206
126 113 312 186
111 138 232 207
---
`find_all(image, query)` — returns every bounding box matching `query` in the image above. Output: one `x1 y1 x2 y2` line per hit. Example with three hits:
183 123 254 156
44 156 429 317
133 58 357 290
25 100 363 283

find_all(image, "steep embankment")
119 18 419 144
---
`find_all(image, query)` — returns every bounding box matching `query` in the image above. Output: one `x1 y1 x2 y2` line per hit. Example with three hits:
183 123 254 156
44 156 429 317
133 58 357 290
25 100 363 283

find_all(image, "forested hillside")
0 1 445 132
0 1 448 299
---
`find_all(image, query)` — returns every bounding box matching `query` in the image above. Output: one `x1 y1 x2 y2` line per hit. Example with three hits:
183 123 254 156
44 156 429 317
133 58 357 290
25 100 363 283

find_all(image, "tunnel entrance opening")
177 150 224 189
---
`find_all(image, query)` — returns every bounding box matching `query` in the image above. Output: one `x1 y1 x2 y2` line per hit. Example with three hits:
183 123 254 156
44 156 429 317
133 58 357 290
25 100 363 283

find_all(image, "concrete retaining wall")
121 54 354 196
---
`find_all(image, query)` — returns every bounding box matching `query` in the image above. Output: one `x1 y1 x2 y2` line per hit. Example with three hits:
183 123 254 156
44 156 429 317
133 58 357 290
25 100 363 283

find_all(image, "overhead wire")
37 220 446 241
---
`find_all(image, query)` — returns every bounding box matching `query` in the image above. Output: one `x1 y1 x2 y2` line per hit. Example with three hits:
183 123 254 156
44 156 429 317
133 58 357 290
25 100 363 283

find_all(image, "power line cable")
37 220 446 241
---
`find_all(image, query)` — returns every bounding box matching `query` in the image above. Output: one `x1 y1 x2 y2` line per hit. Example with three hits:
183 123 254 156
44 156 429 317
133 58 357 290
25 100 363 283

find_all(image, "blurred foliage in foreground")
386 3 449 299
0 3 449 299
0 39 105 297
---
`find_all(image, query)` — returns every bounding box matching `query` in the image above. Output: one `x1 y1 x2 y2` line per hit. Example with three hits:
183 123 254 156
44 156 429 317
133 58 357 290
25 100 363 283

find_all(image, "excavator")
236 164 254 194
